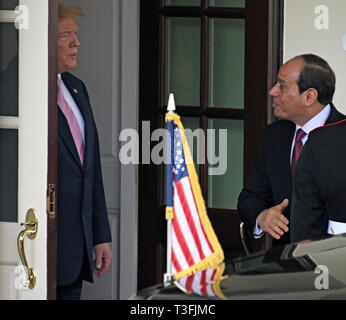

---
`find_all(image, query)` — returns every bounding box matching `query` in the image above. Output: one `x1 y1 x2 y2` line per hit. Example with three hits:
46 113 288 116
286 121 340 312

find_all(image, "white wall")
284 0 346 113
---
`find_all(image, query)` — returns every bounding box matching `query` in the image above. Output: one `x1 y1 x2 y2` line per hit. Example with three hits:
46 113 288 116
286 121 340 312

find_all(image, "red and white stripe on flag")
166 112 224 282
178 267 218 297
171 176 214 276
175 264 227 300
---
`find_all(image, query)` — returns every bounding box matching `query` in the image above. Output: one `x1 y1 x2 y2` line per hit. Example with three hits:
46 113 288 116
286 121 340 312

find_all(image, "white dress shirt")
58 74 85 142
253 104 331 238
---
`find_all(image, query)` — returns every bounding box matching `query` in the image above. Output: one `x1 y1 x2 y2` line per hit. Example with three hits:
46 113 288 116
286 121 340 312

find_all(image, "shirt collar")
295 104 331 135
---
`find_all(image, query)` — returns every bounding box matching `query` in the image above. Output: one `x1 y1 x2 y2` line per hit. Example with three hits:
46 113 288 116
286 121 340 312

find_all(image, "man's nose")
269 83 279 96
71 34 80 47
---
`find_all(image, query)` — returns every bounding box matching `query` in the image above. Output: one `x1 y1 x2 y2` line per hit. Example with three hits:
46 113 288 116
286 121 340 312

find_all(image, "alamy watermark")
314 265 329 290
14 5 29 30
314 5 329 30
10 4 331 31
119 121 228 176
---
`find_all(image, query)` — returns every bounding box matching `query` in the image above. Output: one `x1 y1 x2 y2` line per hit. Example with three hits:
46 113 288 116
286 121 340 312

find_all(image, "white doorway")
0 0 50 299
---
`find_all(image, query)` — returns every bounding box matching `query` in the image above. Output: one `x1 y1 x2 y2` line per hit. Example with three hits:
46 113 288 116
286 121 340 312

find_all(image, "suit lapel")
59 73 95 171
283 123 296 195
68 85 94 172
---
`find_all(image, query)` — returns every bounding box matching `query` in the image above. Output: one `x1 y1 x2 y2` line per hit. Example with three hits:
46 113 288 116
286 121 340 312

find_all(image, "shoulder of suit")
309 118 346 139
257 120 295 146
265 119 295 134
61 71 87 93
61 71 84 87
310 119 346 134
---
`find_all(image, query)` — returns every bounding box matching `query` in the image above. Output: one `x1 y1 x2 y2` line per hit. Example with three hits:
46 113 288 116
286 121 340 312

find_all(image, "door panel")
138 0 282 289
0 0 49 299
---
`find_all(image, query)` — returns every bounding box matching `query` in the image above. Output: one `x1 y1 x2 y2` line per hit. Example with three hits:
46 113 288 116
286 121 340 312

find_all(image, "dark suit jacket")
57 72 111 286
237 104 344 246
291 118 346 242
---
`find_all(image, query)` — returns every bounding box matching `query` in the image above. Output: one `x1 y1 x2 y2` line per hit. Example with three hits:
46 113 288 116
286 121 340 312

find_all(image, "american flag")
175 263 227 300
166 113 224 281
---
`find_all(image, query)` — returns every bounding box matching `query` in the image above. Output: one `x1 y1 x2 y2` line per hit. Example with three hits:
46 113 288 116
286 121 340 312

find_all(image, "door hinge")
47 184 56 219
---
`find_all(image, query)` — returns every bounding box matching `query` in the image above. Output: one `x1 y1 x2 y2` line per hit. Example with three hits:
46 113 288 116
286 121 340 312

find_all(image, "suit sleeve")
92 125 112 245
82 82 112 246
291 139 327 242
237 129 274 231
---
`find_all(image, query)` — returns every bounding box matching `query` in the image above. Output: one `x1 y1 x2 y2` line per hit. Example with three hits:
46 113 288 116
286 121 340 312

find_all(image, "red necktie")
57 78 84 165
291 128 306 175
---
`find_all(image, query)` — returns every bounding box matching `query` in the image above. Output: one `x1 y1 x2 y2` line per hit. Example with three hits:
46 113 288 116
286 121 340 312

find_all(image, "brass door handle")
17 208 38 289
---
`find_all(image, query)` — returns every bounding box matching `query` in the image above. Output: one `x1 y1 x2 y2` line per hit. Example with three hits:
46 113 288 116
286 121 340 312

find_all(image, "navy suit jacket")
291 118 346 242
57 72 111 286
237 104 345 246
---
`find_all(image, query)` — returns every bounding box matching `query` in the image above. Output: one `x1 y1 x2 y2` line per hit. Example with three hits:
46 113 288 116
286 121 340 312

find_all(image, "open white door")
0 0 49 299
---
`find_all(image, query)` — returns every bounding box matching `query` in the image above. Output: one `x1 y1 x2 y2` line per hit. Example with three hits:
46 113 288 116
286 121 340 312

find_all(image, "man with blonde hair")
56 2 112 300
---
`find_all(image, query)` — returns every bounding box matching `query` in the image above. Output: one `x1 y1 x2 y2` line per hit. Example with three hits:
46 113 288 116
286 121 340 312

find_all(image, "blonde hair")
58 2 84 21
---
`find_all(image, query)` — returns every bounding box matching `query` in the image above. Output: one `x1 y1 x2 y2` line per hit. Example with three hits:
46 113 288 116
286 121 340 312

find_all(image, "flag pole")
163 93 176 287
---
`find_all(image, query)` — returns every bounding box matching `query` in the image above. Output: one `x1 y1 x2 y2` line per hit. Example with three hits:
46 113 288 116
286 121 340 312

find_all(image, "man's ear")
304 88 319 106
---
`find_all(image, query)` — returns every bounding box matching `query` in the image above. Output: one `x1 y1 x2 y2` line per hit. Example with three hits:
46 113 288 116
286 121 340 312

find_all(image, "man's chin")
273 108 281 118
67 62 77 71
274 111 287 121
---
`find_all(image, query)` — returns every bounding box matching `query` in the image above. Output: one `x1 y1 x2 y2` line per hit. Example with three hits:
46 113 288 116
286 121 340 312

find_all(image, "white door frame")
0 0 50 300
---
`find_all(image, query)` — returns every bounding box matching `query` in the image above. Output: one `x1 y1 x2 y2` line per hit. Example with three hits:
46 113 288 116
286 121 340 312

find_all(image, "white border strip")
0 116 19 129
0 10 16 23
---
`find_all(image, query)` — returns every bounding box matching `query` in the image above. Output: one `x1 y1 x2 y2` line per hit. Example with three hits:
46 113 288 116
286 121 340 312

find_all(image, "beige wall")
284 0 346 112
